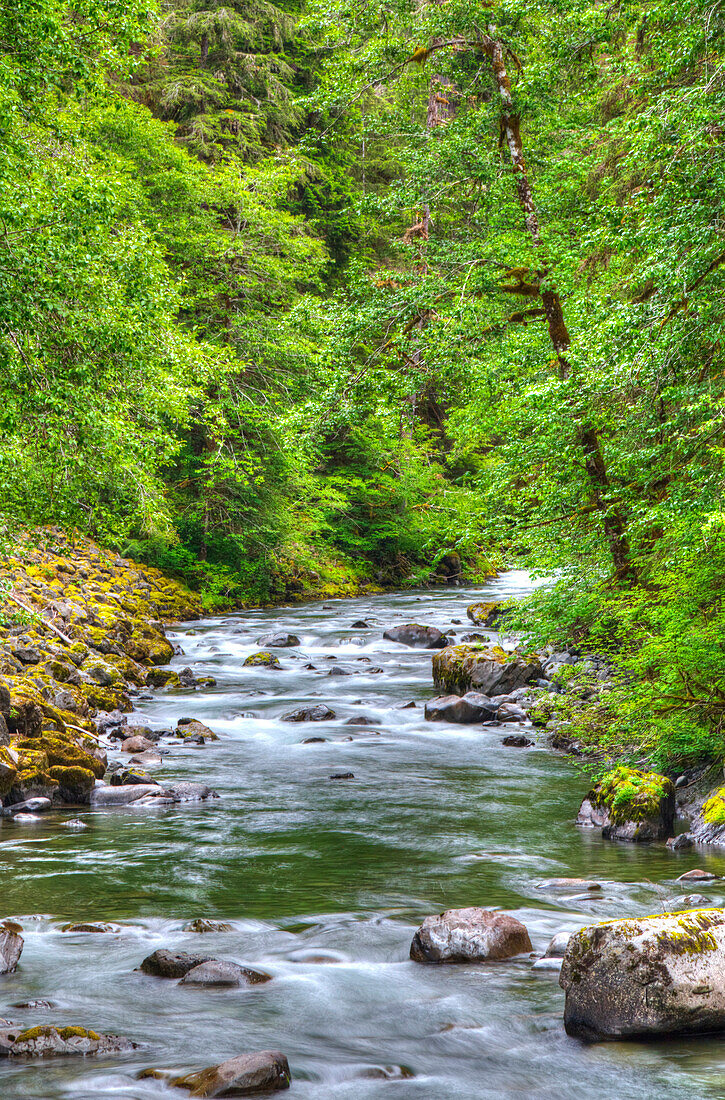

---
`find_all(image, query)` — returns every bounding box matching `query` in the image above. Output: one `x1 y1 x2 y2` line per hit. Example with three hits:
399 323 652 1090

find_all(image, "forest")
2 0 725 773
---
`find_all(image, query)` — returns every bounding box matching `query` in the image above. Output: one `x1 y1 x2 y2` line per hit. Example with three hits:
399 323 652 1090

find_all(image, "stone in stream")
121 734 155 753
560 909 725 1040
0 929 23 974
90 784 170 806
11 1001 56 1010
61 922 119 933
496 703 528 723
301 737 327 744
576 767 675 842
257 632 301 648
502 734 534 747
666 833 694 850
432 645 543 697
0 1025 136 1057
179 960 271 987
166 1051 291 1096
424 692 497 724
243 652 281 669
466 601 509 627
110 766 157 787
129 750 163 767
537 878 602 892
281 705 336 722
139 949 214 978
329 772 354 780
344 716 375 725
2 796 52 817
410 908 532 963
176 718 218 740
531 930 572 970
166 782 218 802
678 868 718 882
184 919 233 933
351 620 370 629
383 624 449 649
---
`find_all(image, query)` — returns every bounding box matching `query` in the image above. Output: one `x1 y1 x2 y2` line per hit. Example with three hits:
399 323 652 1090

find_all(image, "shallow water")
2 572 725 1098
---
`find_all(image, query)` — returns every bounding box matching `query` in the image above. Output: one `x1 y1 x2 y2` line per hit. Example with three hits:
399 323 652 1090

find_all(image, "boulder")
243 652 281 669
179 960 271 987
2 796 52 817
90 784 174 807
576 767 675 842
139 949 214 979
424 692 497 724
689 788 725 846
560 910 725 1040
410 907 532 963
0 930 23 974
171 1051 291 1096
165 782 218 802
0 746 19 796
281 705 336 722
502 734 534 747
678 869 717 883
432 645 543 697
0 1025 135 1057
466 601 509 627
61 922 119 933
496 703 528 723
257 633 300 648
383 624 448 649
121 735 155 754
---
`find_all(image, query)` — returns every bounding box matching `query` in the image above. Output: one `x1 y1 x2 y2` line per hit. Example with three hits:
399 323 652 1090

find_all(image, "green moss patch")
591 766 674 824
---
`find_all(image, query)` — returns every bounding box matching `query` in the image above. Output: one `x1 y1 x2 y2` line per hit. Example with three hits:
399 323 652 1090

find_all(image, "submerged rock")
560 910 725 1040
0 929 23 974
179 960 271 987
424 692 497 724
61 922 119 933
576 767 675 842
257 633 300 648
281 705 336 722
170 1050 290 1096
383 624 448 649
410 907 532 963
184 919 233 933
0 1024 135 1057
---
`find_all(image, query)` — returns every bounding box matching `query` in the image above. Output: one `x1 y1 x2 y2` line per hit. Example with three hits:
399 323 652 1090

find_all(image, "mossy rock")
48 765 95 801
466 601 509 627
15 746 50 772
591 767 674 826
146 668 180 688
702 789 725 827
243 651 281 669
0 746 19 796
432 644 542 697
15 735 105 779
11 766 59 800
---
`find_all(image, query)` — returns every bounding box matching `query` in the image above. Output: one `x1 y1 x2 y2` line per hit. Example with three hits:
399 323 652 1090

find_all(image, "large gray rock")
383 624 448 649
0 930 23 974
432 646 543 697
424 692 497 724
0 1025 135 1057
281 705 336 722
179 960 271 986
91 784 167 806
139 949 213 978
166 782 218 802
171 1051 290 1096
560 910 725 1040
410 907 532 963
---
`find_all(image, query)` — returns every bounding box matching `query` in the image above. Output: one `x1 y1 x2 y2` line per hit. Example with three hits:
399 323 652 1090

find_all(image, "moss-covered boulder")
243 651 281 669
687 788 725 846
170 1051 291 1096
0 1024 136 1056
466 601 509 627
0 746 19 796
48 765 95 803
15 735 105 779
576 767 675 842
560 910 725 1040
432 644 543 697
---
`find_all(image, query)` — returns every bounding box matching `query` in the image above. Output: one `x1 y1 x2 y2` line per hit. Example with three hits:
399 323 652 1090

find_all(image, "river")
2 571 725 1098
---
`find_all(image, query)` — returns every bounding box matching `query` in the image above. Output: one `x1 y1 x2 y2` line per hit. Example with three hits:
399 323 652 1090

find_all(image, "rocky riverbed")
4 559 725 1096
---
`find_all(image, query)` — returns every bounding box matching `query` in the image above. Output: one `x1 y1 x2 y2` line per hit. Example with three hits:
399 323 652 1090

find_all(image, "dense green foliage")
2 0 725 765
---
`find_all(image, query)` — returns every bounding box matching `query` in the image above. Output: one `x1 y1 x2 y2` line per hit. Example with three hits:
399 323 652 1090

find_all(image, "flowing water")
3 572 725 1099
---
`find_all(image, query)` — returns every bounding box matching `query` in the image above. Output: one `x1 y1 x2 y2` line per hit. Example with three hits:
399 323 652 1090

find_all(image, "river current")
2 572 725 1098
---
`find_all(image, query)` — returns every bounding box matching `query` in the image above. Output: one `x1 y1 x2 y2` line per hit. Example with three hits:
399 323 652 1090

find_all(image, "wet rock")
60 819 87 829
351 620 370 629
179 960 271 987
281 705 336 722
576 767 675 843
139 949 214 978
90 784 168 806
0 1025 136 1057
129 750 163 767
11 1001 55 1010
301 737 327 744
170 1051 290 1096
344 716 375 726
432 645 543 697
61 922 119 933
178 667 198 687
176 719 218 741
110 767 156 787
395 700 417 709
501 734 534 747
560 909 725 1040
121 734 155 753
184 919 233 933
12 647 42 665
410 907 532 963
667 834 694 850
243 652 281 669
496 703 528 723
329 772 354 780
257 632 300 648
2 796 52 816
466 601 509 627
0 929 23 974
0 746 18 795
665 894 711 910
538 878 602 892
678 869 718 882
94 710 126 734
327 666 352 676
166 782 218 802
356 1065 414 1080
543 931 571 958
424 692 497 724
383 624 448 649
